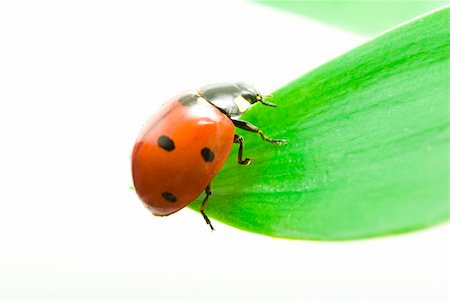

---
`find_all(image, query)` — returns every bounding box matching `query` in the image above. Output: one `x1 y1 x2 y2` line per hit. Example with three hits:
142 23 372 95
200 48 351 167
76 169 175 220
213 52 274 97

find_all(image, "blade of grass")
190 7 450 240
257 0 447 35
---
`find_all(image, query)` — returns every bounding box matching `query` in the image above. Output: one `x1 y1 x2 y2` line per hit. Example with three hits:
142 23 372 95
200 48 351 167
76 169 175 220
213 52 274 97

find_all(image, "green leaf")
189 7 450 240
257 0 447 35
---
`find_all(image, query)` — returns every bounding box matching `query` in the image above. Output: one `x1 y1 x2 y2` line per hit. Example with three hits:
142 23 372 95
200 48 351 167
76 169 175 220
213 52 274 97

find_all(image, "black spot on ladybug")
178 94 198 107
162 192 177 203
158 135 175 151
201 147 215 162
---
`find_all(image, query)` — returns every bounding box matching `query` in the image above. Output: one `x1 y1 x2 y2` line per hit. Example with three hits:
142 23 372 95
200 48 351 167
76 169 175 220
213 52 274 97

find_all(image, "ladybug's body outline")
131 83 285 230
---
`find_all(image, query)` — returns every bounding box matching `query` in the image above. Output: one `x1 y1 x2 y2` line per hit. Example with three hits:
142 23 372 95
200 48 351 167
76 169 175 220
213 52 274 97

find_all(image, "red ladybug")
131 82 285 230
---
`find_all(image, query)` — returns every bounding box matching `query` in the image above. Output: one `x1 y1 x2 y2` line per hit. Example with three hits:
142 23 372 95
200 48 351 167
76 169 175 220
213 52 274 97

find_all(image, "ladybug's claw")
268 138 287 145
239 158 252 165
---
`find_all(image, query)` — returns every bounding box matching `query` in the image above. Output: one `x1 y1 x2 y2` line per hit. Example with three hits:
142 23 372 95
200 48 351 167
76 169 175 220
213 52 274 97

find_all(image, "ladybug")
131 82 286 230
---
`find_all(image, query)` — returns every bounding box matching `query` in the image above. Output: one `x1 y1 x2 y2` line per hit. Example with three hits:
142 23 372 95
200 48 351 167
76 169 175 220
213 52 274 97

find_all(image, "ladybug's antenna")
258 95 277 107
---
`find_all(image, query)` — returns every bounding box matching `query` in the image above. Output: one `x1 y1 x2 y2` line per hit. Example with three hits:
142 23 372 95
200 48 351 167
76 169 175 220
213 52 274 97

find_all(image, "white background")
0 1 448 300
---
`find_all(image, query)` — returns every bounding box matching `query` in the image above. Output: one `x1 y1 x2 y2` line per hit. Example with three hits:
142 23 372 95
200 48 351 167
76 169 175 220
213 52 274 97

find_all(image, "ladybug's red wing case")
131 94 235 216
132 83 285 228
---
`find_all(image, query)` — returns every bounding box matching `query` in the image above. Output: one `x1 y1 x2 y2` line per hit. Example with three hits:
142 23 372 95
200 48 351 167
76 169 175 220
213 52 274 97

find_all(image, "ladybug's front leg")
200 184 214 231
232 119 286 145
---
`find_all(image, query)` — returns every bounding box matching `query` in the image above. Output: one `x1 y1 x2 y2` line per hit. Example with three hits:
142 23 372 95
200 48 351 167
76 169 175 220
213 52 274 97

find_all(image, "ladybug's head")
199 82 276 117
235 82 277 110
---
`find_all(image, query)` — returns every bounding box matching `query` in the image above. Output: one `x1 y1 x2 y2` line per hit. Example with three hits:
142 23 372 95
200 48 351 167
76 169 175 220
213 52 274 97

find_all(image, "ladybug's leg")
200 184 214 231
232 119 286 145
234 134 252 165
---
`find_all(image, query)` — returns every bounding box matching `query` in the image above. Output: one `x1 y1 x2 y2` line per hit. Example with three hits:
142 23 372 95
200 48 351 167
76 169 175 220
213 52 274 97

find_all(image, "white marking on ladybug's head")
234 95 252 114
